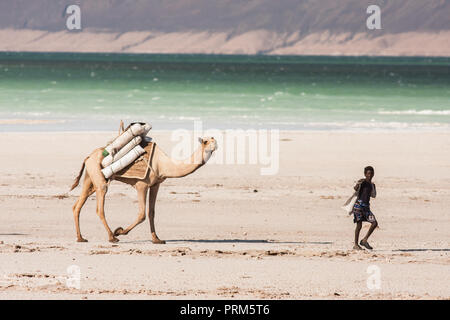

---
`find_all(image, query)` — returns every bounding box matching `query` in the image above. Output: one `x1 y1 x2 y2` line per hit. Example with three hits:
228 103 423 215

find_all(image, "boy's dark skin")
354 169 378 250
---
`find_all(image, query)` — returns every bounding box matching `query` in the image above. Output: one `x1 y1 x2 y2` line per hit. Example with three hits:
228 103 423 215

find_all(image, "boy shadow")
393 248 449 252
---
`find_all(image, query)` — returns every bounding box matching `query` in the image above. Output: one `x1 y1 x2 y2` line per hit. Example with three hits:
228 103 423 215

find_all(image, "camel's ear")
198 137 203 144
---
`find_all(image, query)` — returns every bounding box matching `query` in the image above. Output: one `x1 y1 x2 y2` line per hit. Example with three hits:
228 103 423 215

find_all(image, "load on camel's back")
70 121 218 243
100 122 151 179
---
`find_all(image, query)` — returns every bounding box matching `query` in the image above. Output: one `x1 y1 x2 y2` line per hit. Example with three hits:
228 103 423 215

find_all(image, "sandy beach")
0 130 449 299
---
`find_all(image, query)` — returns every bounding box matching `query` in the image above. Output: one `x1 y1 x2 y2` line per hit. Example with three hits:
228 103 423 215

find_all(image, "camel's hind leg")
85 156 118 243
114 181 149 237
72 173 95 242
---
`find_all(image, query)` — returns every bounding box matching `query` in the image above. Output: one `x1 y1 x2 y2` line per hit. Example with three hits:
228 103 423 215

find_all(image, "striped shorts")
352 200 377 224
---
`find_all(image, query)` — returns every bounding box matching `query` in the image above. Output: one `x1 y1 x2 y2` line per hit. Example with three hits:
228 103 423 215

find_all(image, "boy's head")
364 166 374 180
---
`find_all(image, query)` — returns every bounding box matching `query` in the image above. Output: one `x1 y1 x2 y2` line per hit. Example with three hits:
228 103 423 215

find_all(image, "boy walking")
352 166 378 250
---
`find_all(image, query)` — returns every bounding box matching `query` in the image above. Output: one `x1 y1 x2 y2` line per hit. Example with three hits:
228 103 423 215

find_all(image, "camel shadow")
0 233 27 236
122 239 333 245
167 239 333 245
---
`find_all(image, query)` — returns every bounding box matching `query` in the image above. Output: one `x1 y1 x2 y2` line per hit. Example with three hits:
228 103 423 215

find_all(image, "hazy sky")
0 0 449 34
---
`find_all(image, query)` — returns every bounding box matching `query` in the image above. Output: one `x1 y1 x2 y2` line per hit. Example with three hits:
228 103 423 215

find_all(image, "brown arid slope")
0 0 449 56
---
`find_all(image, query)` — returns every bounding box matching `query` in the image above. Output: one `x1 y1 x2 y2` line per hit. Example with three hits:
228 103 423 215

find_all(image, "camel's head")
198 137 218 163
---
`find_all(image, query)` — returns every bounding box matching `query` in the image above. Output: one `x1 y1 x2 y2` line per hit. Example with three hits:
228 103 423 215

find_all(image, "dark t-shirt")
358 181 373 204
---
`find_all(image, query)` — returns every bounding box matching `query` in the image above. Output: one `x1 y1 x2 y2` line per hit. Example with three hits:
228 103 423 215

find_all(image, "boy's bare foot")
353 244 363 250
360 239 373 250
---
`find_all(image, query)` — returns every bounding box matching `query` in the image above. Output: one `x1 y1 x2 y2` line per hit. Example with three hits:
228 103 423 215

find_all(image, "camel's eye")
203 141 208 145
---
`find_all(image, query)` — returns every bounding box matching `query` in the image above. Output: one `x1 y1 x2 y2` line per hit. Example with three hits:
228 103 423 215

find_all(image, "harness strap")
136 142 163 181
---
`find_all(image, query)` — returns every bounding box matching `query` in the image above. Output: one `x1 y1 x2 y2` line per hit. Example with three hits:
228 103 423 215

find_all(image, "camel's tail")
70 157 88 191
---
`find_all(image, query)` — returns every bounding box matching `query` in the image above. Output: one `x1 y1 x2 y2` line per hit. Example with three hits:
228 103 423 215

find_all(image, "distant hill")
0 0 449 56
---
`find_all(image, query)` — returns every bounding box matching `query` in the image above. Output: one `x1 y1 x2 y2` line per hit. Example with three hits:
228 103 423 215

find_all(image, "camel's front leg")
114 182 148 237
148 183 165 244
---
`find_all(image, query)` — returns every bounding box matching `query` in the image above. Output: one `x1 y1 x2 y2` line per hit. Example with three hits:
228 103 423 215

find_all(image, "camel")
70 136 217 243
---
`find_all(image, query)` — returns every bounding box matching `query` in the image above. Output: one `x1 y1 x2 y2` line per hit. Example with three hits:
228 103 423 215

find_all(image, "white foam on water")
298 121 450 131
11 111 52 117
377 109 450 115
0 119 66 125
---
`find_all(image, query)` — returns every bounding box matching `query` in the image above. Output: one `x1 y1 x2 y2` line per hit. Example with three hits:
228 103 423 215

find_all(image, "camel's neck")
156 145 207 179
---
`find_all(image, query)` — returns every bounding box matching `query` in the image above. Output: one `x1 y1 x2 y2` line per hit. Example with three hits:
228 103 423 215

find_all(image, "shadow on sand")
122 239 333 245
393 249 450 252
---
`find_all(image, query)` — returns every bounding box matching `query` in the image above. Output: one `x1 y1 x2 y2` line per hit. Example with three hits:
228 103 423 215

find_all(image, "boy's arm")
354 179 365 191
371 183 377 198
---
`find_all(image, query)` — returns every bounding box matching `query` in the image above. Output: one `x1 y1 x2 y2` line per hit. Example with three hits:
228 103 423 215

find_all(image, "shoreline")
2 50 450 61
1 128 450 134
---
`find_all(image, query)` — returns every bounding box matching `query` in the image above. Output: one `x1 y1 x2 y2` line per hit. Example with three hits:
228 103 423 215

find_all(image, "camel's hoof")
152 239 166 244
109 237 120 243
114 227 124 237
77 238 88 243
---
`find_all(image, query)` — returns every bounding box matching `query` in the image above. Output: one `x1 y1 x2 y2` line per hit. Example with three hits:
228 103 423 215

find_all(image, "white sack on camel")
101 122 151 179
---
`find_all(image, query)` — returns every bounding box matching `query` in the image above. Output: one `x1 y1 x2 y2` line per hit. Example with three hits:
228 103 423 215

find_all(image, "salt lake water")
0 52 449 131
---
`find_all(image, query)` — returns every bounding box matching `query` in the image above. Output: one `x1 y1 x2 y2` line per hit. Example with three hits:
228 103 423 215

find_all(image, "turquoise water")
0 52 449 131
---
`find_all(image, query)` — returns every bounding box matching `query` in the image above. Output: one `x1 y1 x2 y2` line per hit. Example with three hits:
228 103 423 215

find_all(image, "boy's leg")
361 217 377 249
362 220 378 242
354 222 363 249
